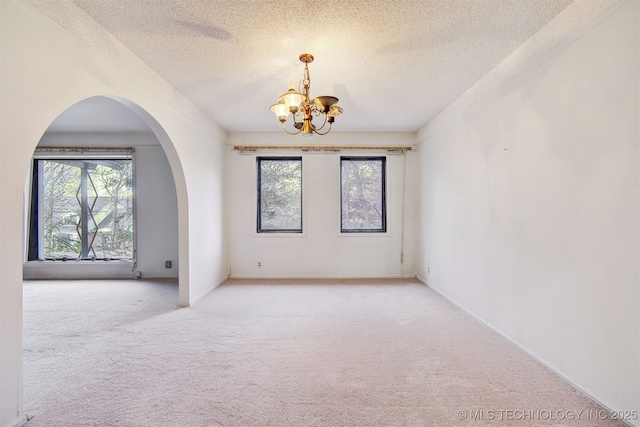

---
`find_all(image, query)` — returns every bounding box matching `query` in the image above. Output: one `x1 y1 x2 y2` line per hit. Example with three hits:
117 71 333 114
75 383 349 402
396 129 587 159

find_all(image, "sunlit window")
257 157 302 233
340 157 386 233
28 157 134 260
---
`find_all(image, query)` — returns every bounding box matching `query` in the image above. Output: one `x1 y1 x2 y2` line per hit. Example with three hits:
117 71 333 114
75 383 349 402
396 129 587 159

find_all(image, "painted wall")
23 131 179 279
0 1 228 426
417 1 638 422
134 145 179 278
227 133 418 278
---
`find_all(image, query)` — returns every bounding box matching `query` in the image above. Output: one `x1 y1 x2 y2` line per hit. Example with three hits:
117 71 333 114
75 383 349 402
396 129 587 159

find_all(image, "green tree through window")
28 158 133 260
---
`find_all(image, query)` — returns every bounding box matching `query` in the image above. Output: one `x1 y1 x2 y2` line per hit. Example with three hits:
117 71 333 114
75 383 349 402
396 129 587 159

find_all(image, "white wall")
135 145 179 277
0 1 228 426
227 133 418 278
417 0 638 422
24 131 179 279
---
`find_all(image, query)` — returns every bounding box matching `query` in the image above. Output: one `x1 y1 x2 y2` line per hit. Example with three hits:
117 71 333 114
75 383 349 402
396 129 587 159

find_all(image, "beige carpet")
23 278 624 427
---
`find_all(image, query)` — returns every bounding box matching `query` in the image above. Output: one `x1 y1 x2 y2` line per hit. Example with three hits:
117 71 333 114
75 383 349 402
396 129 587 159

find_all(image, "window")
257 157 302 233
27 156 134 261
341 156 386 233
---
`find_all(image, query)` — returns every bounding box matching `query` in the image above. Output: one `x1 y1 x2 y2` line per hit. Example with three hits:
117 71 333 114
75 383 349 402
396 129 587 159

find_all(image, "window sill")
253 232 307 238
338 231 390 237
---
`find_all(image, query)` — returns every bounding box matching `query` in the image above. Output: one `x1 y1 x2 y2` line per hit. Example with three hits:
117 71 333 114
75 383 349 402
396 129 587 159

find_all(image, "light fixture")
270 53 343 136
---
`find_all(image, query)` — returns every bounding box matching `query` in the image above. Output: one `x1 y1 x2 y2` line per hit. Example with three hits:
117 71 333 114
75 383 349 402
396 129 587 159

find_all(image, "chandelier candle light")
270 53 343 136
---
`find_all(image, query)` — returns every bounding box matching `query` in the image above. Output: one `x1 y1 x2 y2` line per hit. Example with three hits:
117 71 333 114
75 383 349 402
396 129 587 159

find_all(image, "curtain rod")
35 146 135 152
233 145 412 152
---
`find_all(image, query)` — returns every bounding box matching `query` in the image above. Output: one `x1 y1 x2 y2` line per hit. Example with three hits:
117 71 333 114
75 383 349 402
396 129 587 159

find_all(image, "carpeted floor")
23 278 625 427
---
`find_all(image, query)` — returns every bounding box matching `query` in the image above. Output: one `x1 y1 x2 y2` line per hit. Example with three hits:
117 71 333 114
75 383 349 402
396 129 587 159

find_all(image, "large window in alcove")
27 151 134 261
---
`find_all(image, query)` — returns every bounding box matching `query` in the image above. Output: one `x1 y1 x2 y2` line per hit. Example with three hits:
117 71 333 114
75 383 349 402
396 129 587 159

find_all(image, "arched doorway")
21 95 187 423
23 96 181 284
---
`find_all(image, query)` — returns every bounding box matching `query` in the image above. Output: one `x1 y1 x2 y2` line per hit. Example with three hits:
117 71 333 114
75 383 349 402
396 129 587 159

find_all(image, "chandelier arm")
312 112 329 131
281 121 302 135
313 121 333 136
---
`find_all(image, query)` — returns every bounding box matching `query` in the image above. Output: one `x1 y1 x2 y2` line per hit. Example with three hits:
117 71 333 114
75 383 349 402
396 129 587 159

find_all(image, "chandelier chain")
303 63 311 97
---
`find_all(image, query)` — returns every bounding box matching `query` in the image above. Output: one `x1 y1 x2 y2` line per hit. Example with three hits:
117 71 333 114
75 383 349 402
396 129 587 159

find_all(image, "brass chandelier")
270 53 343 136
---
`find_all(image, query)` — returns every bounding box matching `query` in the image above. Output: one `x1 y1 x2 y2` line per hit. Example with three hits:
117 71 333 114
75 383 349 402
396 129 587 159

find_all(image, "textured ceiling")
27 0 621 134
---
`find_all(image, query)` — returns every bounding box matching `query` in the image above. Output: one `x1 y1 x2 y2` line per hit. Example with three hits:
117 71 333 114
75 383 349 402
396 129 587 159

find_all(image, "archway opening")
22 95 186 422
23 96 181 283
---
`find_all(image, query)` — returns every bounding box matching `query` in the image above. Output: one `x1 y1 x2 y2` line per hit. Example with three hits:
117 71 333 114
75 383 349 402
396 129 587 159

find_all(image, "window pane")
258 157 302 232
341 157 386 232
31 159 133 260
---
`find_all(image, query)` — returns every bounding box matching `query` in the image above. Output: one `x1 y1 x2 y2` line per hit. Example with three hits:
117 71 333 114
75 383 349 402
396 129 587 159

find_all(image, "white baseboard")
416 276 638 427
7 415 28 427
228 274 418 280
184 275 229 307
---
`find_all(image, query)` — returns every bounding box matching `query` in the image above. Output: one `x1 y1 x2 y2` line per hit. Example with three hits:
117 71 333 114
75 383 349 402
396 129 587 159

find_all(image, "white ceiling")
27 0 621 134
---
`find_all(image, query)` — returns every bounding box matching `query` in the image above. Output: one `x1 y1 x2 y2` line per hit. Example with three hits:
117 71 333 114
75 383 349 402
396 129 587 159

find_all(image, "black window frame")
257 156 303 234
340 156 387 233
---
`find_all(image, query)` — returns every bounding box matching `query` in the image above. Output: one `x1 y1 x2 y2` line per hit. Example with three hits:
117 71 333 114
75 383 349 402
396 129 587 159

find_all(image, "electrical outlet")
165 260 172 269
257 261 262 268
427 267 430 274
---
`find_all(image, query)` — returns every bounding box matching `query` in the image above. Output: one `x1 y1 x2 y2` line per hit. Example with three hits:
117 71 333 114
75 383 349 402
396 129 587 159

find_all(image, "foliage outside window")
341 157 386 233
28 158 134 260
257 157 302 233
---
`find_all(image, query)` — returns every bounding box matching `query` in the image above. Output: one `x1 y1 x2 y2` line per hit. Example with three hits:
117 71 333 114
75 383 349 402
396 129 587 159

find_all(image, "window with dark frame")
27 157 134 261
340 156 386 233
257 157 302 233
